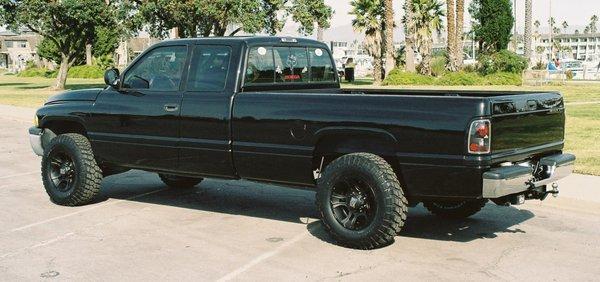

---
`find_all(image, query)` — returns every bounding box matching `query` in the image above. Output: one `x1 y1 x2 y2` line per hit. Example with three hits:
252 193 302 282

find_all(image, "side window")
245 46 274 84
309 47 335 82
274 47 309 83
122 45 187 91
187 45 232 91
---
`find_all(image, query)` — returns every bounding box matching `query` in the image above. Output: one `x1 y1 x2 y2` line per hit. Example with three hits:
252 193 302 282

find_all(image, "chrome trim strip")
482 153 575 198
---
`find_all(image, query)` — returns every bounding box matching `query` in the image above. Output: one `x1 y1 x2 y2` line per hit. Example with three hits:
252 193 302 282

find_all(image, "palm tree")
589 15 598 33
404 0 417 72
455 0 464 68
383 0 395 76
561 21 568 33
410 0 444 75
446 0 457 71
351 0 385 84
524 0 532 67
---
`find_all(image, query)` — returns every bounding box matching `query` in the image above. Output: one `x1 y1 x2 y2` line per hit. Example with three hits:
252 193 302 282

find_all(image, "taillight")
468 119 491 154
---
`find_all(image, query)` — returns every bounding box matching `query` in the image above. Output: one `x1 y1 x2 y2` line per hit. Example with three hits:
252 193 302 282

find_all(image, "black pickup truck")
29 36 575 249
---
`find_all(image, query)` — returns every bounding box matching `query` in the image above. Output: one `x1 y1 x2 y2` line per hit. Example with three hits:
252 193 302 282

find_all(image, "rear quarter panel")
232 92 488 196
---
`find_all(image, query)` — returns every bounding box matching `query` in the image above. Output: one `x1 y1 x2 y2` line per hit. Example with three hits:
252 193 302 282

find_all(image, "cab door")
177 44 238 178
89 45 189 172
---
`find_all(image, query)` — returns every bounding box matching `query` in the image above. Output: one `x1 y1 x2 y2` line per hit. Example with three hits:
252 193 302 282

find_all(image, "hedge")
383 70 522 86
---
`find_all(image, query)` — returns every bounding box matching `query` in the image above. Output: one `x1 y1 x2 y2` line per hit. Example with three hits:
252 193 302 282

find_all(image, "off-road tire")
423 199 488 219
41 133 103 206
158 174 203 189
316 153 408 249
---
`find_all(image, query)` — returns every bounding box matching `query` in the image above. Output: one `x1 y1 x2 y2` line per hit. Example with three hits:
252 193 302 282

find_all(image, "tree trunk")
446 0 458 71
383 0 395 76
317 25 324 42
373 54 383 85
86 43 93 66
54 56 70 90
404 0 416 73
171 27 179 39
456 0 465 68
419 40 433 75
524 0 533 67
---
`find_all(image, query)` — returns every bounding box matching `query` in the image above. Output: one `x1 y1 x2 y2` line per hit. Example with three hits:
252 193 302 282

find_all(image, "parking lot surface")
1 105 600 281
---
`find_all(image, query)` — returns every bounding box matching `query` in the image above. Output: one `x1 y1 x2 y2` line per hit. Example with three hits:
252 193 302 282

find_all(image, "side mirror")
104 68 120 88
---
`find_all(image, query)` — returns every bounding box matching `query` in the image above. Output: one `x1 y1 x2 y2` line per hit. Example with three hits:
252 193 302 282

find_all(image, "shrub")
477 50 527 75
565 70 574 80
462 64 477 73
482 72 522 85
435 71 483 85
17 67 56 78
383 69 435 85
431 56 447 77
67 65 105 79
532 61 546 70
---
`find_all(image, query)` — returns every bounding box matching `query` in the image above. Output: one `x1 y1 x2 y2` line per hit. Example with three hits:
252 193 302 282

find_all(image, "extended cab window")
309 47 335 82
122 46 187 91
187 45 231 91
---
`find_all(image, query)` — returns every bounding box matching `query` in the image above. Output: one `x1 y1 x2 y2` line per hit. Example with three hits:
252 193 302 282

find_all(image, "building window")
4 40 27 48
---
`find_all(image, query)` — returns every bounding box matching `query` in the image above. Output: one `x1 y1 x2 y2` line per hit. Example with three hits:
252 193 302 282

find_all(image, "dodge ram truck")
29 37 575 249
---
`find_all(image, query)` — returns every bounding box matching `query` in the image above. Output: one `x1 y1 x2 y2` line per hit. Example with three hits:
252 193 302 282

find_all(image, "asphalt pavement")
1 104 599 281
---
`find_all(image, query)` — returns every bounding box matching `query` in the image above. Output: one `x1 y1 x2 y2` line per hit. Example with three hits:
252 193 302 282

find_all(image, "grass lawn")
0 75 104 108
1 74 599 175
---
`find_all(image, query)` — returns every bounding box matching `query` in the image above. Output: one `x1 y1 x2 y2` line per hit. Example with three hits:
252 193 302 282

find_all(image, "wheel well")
312 134 412 203
44 120 87 137
313 133 400 173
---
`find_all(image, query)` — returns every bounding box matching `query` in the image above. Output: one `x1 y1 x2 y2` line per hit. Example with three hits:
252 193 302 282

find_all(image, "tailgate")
491 92 565 154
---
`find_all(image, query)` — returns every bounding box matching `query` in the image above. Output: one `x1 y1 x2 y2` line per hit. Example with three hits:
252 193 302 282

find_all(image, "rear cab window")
244 44 337 86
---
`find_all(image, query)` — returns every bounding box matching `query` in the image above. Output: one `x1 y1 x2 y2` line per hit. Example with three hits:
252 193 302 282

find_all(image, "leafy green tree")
411 0 444 75
350 0 384 85
290 0 333 40
131 0 331 38
468 0 514 53
1 0 119 90
37 26 120 68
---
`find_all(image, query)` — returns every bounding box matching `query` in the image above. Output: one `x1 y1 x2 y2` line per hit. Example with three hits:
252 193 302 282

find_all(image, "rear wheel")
158 174 202 189
41 133 103 206
316 153 407 249
423 199 487 219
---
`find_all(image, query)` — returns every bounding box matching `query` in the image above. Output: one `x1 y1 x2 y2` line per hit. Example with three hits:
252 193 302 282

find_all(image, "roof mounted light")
281 37 298 43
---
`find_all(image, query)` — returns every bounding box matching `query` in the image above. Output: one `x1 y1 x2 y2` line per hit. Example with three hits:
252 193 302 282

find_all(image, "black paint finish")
34 37 567 201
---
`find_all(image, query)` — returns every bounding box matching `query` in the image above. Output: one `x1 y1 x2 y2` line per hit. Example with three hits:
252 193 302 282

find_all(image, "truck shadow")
103 171 534 244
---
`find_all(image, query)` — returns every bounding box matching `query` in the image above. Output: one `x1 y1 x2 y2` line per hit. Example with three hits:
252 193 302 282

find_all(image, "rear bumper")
29 127 44 156
482 153 575 198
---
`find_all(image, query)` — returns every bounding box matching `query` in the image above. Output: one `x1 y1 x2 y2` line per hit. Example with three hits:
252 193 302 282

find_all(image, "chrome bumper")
29 127 44 156
482 153 575 198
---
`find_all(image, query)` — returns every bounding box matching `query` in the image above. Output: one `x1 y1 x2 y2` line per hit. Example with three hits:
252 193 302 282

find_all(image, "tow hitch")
491 182 560 206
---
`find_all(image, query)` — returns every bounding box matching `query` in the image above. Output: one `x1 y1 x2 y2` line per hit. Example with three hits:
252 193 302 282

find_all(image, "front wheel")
41 133 103 206
423 199 488 219
158 174 203 189
316 153 408 249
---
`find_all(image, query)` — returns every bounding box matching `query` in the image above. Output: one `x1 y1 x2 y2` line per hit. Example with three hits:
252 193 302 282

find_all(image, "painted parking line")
0 171 38 180
216 224 316 282
5 188 165 235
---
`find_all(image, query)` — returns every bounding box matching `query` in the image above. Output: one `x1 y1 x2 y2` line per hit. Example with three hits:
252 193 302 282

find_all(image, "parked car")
29 37 574 249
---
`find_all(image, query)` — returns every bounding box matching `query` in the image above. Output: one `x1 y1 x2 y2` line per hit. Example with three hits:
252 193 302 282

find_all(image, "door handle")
163 103 179 112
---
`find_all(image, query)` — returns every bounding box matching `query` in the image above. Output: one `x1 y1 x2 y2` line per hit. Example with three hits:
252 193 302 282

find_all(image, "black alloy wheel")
330 176 377 231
